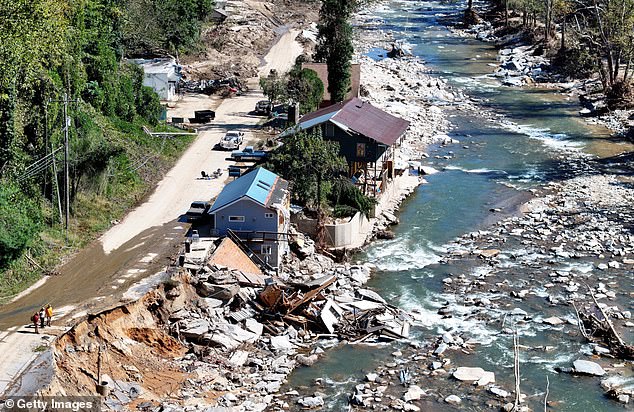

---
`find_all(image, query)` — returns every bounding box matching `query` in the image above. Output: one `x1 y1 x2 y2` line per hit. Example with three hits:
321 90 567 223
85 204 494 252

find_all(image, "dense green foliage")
122 0 213 54
329 178 375 216
266 130 347 209
286 68 325 113
260 70 287 104
0 184 42 268
0 0 210 292
314 0 355 102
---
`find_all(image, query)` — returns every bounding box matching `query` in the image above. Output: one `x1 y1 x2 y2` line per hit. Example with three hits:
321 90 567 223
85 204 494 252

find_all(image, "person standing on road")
32 312 40 334
39 307 45 329
45 305 53 327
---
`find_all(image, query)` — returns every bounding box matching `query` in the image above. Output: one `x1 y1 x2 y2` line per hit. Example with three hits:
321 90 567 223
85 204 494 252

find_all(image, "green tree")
260 69 287 104
329 177 375 217
314 0 355 102
266 129 346 209
286 68 324 113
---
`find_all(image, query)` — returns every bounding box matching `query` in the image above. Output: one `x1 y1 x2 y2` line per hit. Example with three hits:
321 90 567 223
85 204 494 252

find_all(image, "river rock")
489 387 509 398
270 335 294 352
434 343 449 355
366 373 378 382
573 360 606 376
403 385 425 401
478 249 500 258
445 395 461 405
298 396 324 408
296 354 318 366
453 367 495 385
543 316 564 326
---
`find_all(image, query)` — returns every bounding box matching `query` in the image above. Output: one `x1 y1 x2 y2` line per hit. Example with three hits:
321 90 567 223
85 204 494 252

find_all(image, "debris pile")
176 255 411 348
141 236 410 410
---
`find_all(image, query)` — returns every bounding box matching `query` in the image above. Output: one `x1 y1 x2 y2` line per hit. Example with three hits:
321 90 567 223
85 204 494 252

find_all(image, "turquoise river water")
287 0 634 410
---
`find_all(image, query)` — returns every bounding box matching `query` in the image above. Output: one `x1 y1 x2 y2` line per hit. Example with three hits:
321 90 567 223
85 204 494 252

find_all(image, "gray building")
130 58 181 101
208 167 290 268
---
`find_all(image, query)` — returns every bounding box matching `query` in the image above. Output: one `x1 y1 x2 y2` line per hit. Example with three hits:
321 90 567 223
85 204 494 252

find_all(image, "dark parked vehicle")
185 201 211 222
189 110 216 124
254 100 273 115
231 146 268 161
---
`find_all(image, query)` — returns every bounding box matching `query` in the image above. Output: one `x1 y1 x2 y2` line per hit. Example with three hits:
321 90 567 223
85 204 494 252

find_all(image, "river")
286 0 634 410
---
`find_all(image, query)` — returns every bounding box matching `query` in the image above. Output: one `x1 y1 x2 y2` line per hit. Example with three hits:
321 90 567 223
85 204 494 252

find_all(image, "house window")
261 245 273 255
229 216 245 222
264 212 275 218
356 143 366 158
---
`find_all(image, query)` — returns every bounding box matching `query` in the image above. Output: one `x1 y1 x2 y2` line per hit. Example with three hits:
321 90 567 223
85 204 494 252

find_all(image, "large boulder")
453 367 496 385
573 360 606 376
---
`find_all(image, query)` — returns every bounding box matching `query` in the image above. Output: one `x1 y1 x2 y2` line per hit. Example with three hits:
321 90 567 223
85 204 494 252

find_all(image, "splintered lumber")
287 275 337 313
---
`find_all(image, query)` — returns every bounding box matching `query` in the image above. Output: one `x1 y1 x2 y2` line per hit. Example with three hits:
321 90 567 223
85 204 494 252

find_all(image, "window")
229 216 245 222
356 143 366 158
264 212 275 219
261 245 273 255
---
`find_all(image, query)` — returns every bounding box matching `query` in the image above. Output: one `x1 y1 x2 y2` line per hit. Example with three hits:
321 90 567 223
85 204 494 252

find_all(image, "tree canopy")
265 130 347 209
286 68 324 114
314 0 355 103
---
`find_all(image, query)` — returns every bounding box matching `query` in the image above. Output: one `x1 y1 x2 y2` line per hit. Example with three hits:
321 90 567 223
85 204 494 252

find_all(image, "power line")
16 146 63 182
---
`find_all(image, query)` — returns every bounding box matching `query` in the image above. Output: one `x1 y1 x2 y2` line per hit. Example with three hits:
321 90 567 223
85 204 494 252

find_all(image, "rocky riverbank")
336 143 634 410
447 10 634 138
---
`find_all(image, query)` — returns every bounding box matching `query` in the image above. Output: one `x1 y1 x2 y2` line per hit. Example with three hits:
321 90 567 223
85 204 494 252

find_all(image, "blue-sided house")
208 167 290 268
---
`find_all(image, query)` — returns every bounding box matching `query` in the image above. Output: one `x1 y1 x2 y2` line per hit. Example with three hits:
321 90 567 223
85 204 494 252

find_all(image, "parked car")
231 146 268 161
219 131 244 150
254 100 273 115
185 201 210 222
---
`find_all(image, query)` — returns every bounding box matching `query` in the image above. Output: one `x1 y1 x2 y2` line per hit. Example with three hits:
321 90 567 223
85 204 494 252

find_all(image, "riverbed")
285 0 634 410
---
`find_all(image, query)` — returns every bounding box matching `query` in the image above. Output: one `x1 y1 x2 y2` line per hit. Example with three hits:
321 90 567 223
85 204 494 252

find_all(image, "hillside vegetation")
0 0 212 301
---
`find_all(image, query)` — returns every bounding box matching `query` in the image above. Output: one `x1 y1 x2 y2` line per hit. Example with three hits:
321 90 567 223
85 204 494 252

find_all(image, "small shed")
281 98 410 195
208 168 290 268
130 58 181 101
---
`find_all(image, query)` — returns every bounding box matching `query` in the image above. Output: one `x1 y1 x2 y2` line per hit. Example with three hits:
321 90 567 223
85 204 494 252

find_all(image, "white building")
130 58 181 101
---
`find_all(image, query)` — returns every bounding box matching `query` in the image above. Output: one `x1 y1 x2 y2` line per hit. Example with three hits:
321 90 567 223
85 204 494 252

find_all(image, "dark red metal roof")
299 98 410 146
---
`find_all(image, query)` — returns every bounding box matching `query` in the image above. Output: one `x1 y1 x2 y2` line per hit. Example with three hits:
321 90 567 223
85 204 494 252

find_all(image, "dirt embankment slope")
181 0 319 80
46 274 190 402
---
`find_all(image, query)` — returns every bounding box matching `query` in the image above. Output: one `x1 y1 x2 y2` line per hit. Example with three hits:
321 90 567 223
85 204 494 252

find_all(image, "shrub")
0 184 42 268
551 47 595 80
329 178 375 216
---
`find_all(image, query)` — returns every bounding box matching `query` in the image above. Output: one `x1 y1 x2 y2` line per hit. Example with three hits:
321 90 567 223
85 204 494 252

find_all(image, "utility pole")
49 92 77 233
63 92 69 231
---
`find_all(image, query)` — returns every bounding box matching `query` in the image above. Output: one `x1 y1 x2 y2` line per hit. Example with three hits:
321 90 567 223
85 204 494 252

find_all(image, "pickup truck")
219 131 244 150
231 146 268 161
185 201 210 222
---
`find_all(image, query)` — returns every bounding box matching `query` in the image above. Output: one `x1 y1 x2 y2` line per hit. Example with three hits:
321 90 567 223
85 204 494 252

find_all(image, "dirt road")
0 28 304 396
